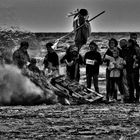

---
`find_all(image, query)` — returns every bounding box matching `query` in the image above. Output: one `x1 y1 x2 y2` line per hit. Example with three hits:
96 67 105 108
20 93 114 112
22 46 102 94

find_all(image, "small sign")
86 59 95 65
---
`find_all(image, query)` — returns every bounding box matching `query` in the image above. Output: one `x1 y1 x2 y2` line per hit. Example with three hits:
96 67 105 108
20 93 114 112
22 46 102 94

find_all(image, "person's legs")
116 77 124 102
93 73 99 93
122 69 129 101
86 73 92 89
106 69 110 101
109 78 116 101
133 69 140 102
127 71 135 102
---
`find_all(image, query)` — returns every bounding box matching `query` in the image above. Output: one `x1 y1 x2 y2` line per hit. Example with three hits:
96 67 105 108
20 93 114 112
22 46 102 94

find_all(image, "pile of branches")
22 69 103 105
51 75 103 104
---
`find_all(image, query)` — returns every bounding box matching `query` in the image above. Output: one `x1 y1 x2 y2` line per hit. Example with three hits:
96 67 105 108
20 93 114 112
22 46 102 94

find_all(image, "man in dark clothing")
73 9 91 51
119 39 129 102
84 41 102 93
60 45 83 82
43 42 59 75
127 33 140 102
28 58 40 74
125 39 139 102
13 41 30 69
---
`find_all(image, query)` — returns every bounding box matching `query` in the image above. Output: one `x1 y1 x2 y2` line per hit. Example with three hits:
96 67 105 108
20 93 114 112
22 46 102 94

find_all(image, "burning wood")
50 75 103 104
23 70 103 105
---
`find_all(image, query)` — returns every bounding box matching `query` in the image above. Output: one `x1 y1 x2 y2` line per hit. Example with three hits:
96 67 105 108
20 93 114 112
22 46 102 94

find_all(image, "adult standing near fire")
43 42 59 76
84 41 102 93
127 33 140 103
13 41 30 69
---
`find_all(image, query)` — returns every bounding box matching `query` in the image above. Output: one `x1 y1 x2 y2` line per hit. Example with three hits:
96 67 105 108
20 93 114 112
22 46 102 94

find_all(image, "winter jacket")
125 47 137 72
108 57 124 78
60 53 83 81
84 51 102 75
43 51 59 69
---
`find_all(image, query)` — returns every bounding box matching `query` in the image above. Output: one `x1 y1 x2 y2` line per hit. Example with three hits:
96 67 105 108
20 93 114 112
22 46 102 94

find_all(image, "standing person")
119 39 129 102
125 39 139 103
43 42 59 76
103 38 121 102
60 45 83 82
129 33 140 102
13 41 30 69
108 48 124 102
84 41 102 93
73 8 91 51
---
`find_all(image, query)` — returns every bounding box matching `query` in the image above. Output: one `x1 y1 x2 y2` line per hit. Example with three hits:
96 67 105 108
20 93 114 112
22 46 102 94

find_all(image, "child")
84 41 102 93
103 38 121 102
107 48 124 102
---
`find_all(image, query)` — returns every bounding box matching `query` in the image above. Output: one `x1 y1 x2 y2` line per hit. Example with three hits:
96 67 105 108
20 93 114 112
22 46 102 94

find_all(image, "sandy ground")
0 104 140 139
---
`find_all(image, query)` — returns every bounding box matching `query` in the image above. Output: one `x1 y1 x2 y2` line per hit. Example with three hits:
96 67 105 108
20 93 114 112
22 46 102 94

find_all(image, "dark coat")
28 64 40 74
13 49 30 69
60 53 83 81
84 51 102 75
43 51 59 69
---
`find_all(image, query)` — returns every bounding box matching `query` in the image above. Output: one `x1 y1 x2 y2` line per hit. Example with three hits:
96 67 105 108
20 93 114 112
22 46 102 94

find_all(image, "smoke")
0 64 44 105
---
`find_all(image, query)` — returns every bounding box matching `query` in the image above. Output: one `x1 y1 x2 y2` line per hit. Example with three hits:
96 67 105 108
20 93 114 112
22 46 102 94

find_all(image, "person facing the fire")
28 58 41 74
43 42 59 76
60 45 83 82
13 41 30 69
84 41 102 93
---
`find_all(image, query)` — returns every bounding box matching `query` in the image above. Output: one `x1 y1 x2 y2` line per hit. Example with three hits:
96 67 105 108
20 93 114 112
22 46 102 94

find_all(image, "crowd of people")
10 32 140 104
0 8 140 104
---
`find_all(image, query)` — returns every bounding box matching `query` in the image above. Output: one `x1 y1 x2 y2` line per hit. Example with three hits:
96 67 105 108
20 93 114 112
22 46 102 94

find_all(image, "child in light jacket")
105 48 124 102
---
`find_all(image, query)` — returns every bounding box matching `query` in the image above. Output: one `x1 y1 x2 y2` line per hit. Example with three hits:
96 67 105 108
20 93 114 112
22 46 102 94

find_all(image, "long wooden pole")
58 11 105 41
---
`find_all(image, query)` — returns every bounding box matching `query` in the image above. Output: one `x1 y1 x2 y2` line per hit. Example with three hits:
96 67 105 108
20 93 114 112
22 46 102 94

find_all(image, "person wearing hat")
84 41 102 93
73 8 91 51
43 42 59 75
13 41 30 69
60 45 83 82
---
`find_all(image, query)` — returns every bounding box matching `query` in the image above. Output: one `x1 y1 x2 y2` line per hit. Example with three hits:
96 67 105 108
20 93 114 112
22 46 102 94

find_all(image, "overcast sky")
0 0 140 32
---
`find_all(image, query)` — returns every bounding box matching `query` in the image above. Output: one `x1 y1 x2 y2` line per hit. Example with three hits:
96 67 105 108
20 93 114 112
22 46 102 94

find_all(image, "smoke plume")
0 64 44 105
